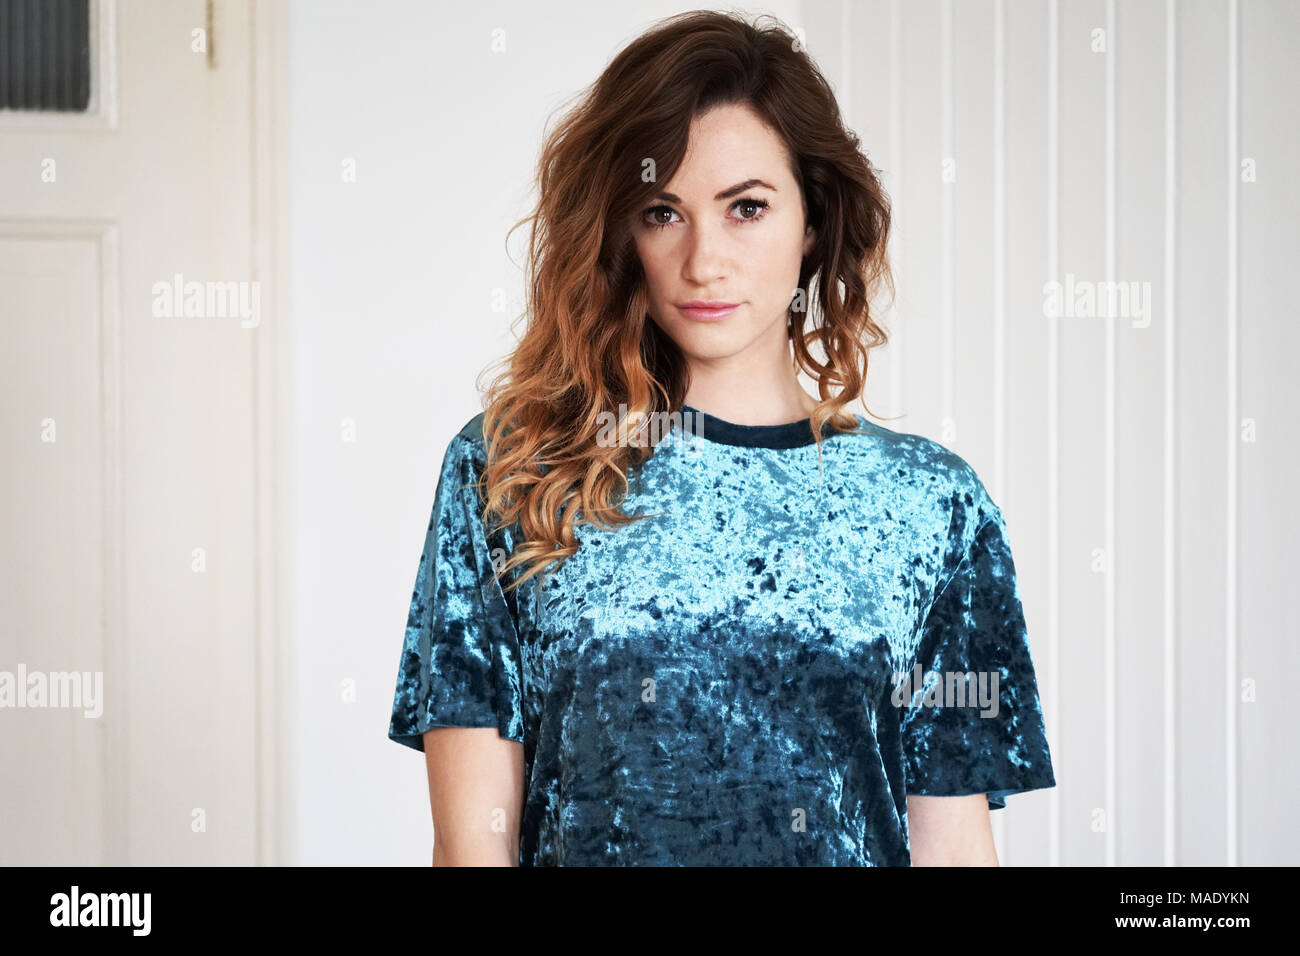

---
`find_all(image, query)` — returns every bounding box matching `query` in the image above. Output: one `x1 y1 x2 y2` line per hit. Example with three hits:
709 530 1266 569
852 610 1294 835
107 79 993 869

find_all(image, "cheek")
751 231 804 295
766 221 806 266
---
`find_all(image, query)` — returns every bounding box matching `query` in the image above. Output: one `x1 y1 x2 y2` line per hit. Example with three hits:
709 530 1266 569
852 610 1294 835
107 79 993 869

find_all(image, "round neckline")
679 402 836 449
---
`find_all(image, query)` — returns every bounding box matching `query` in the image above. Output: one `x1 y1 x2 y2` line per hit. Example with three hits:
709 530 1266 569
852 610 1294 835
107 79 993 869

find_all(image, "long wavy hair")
476 9 894 593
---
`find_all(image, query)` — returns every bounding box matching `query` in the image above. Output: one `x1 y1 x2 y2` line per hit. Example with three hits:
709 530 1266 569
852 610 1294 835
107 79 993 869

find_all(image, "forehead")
667 103 794 194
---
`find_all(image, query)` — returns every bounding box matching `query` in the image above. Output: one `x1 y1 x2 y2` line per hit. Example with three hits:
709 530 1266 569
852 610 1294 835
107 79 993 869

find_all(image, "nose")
680 218 730 287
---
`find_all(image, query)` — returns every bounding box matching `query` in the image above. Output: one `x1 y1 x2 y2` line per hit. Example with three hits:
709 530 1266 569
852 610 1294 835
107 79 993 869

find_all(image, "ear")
802 224 816 258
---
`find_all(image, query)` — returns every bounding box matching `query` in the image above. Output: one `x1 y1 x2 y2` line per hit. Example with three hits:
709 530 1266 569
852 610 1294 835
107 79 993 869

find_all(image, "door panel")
0 0 264 865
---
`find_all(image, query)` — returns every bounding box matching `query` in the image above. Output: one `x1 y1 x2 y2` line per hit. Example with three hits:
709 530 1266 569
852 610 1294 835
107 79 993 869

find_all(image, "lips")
677 301 740 321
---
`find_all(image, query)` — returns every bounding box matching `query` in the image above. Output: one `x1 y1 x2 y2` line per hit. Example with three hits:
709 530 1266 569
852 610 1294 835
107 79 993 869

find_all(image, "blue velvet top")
388 403 1056 866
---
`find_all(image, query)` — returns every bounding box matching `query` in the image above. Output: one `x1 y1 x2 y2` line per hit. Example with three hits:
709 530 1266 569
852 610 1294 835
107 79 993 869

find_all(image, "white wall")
286 0 1299 866
805 0 1299 866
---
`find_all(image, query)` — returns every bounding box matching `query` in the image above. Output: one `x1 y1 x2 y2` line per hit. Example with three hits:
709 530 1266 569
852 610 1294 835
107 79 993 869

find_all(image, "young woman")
388 10 1055 866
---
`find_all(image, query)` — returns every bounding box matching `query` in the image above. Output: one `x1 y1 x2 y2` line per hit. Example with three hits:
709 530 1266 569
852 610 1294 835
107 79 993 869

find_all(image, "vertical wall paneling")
991 0 1008 857
1162 0 1178 868
1238 0 1300 869
806 0 1294 865
1176 0 1229 868
1046 0 1063 869
1223 0 1240 870
1103 0 1117 870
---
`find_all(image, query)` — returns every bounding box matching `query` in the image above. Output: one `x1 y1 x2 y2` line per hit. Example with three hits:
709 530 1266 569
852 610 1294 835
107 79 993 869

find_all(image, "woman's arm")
423 727 526 866
906 793 999 865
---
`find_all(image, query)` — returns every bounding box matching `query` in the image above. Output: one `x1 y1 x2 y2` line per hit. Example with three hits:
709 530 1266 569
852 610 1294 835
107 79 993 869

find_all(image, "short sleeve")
387 428 526 752
900 504 1055 810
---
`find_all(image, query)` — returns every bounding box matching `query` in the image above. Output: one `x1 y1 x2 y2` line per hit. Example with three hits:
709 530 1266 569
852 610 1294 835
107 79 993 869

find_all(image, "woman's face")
630 102 815 366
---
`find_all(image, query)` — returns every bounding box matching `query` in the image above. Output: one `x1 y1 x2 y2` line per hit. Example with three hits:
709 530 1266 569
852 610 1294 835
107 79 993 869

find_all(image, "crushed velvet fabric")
388 403 1055 865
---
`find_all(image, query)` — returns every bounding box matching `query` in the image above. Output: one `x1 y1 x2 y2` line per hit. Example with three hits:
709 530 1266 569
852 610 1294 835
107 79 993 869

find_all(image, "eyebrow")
652 178 777 204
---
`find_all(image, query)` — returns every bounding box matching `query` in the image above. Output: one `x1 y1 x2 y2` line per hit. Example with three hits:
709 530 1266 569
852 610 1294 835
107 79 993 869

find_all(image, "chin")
665 321 765 361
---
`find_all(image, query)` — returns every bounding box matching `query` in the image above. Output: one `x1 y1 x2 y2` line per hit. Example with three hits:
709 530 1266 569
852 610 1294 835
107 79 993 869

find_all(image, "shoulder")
848 417 1001 538
854 417 993 498
454 411 487 445
445 408 553 484
431 412 490 488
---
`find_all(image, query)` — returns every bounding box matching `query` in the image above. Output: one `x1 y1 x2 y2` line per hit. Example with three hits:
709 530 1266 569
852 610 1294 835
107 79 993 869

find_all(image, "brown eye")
732 198 769 222
642 205 679 230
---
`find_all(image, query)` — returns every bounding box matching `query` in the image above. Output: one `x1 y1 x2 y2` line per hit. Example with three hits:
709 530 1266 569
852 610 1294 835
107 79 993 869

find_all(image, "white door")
0 0 275 864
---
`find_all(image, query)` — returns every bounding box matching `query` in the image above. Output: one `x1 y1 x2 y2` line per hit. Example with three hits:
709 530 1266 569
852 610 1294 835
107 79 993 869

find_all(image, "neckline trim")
679 403 841 449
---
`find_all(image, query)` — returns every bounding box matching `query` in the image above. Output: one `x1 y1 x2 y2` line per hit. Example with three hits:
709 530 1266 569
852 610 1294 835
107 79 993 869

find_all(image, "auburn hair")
475 9 894 593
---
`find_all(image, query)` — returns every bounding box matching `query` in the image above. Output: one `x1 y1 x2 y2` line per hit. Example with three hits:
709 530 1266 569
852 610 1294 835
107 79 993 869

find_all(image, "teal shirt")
388 404 1055 865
